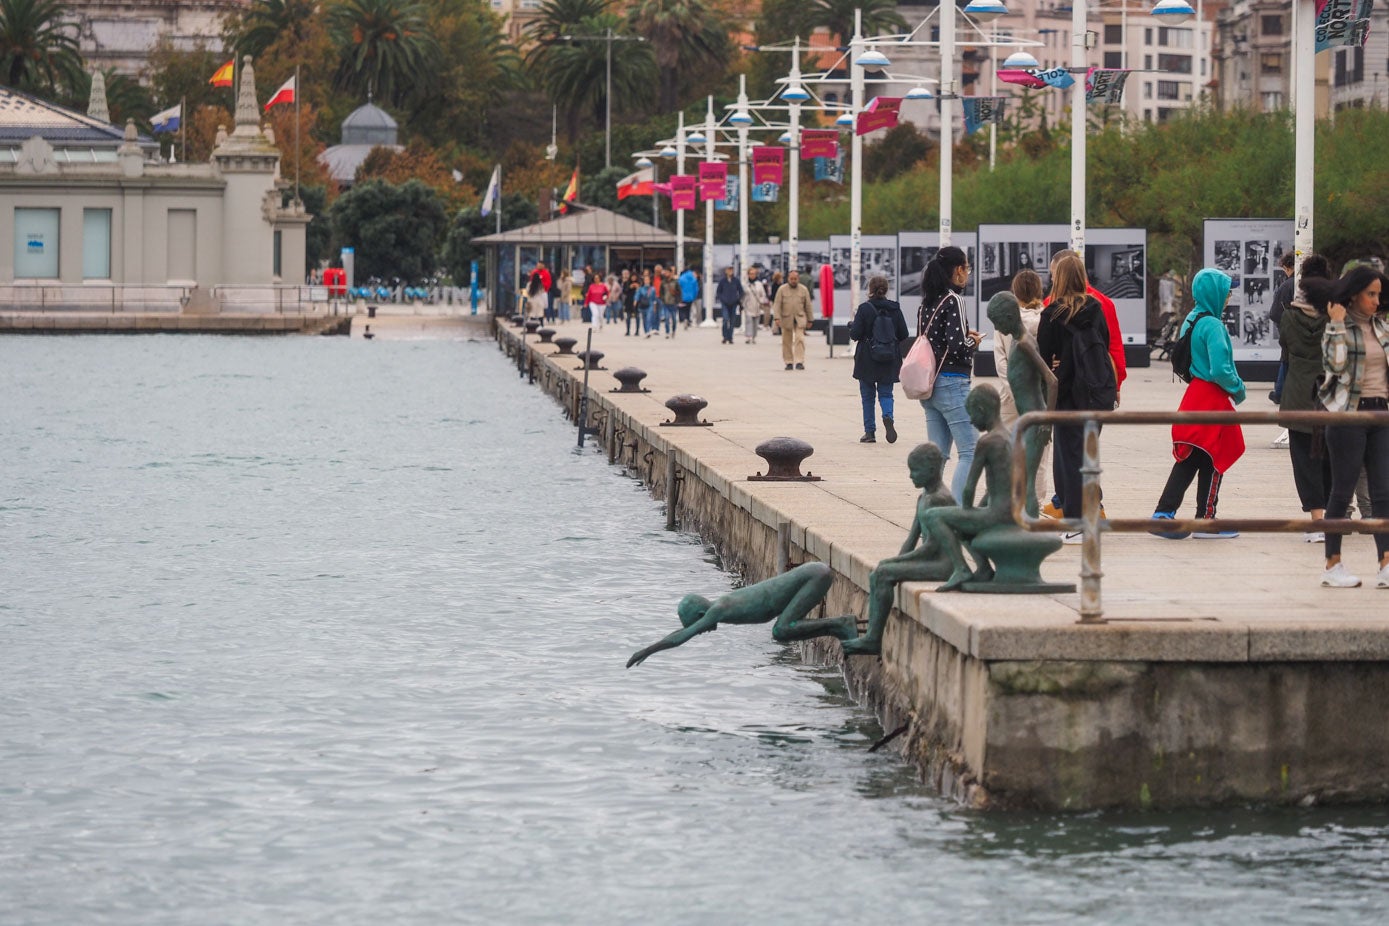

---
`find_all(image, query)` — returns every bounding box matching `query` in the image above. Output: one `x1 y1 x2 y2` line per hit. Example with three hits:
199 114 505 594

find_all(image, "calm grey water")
3 335 1389 925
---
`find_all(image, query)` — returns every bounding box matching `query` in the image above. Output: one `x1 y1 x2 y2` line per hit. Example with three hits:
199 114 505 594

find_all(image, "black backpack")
1170 313 1207 383
868 306 900 364
1065 321 1118 410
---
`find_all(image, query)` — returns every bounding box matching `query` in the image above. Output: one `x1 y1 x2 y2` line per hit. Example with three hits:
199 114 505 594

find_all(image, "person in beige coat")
773 269 814 369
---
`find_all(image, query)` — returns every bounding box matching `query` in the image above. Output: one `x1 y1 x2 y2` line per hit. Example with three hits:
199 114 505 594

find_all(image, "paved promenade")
528 317 1388 663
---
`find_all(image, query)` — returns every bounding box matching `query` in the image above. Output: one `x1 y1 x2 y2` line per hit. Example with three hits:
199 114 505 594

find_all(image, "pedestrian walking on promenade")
766 270 783 327
715 267 743 345
635 271 656 337
742 267 768 344
1037 253 1116 540
1308 266 1389 588
772 269 813 370
1268 250 1298 403
661 268 681 337
1148 268 1246 541
585 274 609 330
622 270 641 335
678 266 700 328
850 274 908 443
1278 254 1335 541
917 246 981 502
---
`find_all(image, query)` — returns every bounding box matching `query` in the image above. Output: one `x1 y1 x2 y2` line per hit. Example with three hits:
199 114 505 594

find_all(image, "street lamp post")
1293 0 1315 274
1069 0 1089 251
703 95 717 326
560 29 646 169
732 76 753 288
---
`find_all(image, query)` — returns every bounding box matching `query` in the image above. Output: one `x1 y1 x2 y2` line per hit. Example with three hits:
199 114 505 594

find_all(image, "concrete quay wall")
0 312 353 335
496 323 1389 811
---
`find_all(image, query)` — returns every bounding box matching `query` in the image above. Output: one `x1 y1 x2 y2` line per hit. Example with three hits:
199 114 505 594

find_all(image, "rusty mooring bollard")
510 313 525 326
749 437 821 481
575 350 605 371
537 327 556 343
553 336 578 355
661 394 713 427
610 367 650 393
524 320 541 334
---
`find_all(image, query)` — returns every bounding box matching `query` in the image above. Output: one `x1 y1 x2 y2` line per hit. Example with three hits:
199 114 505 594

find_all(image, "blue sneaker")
1149 511 1190 540
1193 530 1239 539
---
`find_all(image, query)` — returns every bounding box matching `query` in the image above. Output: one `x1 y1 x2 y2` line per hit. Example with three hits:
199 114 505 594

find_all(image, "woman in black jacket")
850 275 909 443
1036 252 1112 540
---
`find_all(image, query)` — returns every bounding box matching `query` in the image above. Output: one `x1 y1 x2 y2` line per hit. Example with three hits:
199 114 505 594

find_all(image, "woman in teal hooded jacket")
1151 268 1247 539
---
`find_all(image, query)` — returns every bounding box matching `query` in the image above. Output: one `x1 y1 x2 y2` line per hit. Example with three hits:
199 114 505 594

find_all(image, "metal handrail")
1011 409 1389 624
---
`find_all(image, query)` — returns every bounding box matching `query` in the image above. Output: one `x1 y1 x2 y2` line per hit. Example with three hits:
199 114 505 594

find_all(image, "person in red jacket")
1040 249 1125 519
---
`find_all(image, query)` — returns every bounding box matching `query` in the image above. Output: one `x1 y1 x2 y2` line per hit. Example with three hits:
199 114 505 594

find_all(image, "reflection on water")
2 336 1388 925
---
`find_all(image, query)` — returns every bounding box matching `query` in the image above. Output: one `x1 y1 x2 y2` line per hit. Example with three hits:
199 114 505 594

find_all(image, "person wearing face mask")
917 246 982 502
1309 266 1389 589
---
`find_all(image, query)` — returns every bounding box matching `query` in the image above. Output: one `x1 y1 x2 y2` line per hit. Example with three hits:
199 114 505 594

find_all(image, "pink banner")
998 69 1046 89
670 174 696 211
856 97 902 136
801 129 839 160
698 161 727 201
752 146 785 186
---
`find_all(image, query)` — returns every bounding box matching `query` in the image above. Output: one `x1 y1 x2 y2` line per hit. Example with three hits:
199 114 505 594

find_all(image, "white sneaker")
1061 531 1084 545
1377 565 1389 589
1304 531 1326 543
1322 563 1362 588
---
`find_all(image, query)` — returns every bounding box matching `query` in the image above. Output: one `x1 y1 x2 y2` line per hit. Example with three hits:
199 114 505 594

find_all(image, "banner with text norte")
1086 69 1132 104
751 181 780 203
716 175 738 212
813 152 844 184
1315 0 1372 51
752 146 785 185
962 97 1006 136
698 162 727 201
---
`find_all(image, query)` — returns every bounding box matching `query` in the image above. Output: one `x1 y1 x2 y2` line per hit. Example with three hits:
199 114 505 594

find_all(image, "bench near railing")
1011 409 1389 624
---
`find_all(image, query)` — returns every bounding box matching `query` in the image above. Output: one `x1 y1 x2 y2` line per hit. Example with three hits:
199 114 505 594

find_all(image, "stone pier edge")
494 324 1389 812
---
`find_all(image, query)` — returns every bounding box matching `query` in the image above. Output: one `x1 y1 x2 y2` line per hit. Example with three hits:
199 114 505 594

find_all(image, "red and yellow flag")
558 166 580 214
209 60 235 88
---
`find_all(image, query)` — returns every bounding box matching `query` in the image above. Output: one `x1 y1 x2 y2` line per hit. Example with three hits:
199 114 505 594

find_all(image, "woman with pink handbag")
903 247 981 501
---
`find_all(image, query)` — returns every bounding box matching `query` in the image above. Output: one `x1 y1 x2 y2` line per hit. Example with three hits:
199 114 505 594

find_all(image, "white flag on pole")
480 165 500 217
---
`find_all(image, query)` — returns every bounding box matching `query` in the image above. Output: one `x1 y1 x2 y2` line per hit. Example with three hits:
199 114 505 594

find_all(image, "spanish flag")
559 166 579 214
210 60 235 88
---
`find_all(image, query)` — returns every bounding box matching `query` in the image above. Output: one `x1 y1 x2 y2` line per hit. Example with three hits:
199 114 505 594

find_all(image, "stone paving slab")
519 319 1389 662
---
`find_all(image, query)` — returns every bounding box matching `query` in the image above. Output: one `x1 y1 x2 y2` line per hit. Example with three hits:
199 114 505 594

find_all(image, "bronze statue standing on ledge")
626 562 857 668
987 292 1058 517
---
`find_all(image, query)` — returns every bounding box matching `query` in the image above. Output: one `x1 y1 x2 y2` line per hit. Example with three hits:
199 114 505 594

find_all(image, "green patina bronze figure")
626 562 857 668
924 383 1075 595
924 385 1015 591
986 292 1058 518
841 443 956 657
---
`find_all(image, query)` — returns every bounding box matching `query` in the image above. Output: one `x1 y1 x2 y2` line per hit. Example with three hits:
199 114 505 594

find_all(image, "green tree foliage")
863 122 930 183
525 1 656 140
145 39 231 113
329 178 448 281
231 0 317 59
803 0 906 43
627 0 731 113
329 0 440 106
442 192 538 284
298 184 333 268
0 0 82 93
403 0 522 151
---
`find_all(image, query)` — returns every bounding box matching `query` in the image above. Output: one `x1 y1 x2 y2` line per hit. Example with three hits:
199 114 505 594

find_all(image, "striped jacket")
1318 313 1389 413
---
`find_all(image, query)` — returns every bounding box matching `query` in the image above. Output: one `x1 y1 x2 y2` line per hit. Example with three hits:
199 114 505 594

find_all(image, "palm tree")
627 0 729 113
235 0 319 58
803 0 906 46
0 0 82 93
328 0 439 105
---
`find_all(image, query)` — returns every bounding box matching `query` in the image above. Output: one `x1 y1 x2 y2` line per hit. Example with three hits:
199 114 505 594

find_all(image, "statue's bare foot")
842 636 881 656
937 568 973 592
972 565 995 584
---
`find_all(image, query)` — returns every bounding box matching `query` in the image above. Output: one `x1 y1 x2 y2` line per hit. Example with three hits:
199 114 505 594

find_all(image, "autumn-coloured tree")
355 140 474 212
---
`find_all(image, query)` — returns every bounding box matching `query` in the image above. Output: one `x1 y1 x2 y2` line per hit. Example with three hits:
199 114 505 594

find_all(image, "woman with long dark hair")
1310 266 1389 588
1278 254 1334 540
916 246 981 501
1036 253 1115 542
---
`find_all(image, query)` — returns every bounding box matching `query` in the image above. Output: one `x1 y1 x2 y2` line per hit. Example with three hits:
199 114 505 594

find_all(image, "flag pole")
180 95 186 162
294 65 301 203
496 163 503 235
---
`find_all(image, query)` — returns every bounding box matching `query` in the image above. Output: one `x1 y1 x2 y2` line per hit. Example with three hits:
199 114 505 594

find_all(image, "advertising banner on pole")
698 162 727 201
715 175 738 212
752 146 785 185
1203 218 1294 362
855 96 902 135
801 129 839 159
670 175 696 211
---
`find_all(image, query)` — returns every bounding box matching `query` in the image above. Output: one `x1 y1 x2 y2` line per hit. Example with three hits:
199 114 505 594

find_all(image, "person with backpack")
1037 252 1116 542
917 246 981 501
1149 267 1246 540
1278 253 1335 541
849 275 909 443
634 270 656 337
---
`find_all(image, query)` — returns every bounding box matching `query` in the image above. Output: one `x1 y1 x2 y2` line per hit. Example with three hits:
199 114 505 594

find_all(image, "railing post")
1079 419 1105 624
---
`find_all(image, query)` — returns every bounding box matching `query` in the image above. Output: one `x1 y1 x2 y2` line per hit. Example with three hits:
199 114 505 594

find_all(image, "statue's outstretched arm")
626 617 717 668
